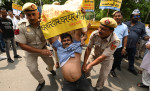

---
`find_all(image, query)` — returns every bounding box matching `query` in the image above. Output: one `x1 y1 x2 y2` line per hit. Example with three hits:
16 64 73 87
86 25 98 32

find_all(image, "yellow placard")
99 0 122 11
12 3 22 11
82 0 94 12
40 0 87 39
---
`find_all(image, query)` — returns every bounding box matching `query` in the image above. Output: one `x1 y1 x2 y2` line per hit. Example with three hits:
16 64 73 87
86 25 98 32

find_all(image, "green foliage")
1 0 150 23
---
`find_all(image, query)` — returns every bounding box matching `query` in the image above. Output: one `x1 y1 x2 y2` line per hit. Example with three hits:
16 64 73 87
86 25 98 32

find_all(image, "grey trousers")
25 52 54 84
4 37 17 59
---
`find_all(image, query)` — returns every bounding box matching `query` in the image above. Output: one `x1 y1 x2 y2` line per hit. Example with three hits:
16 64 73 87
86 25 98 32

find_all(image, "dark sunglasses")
133 15 140 18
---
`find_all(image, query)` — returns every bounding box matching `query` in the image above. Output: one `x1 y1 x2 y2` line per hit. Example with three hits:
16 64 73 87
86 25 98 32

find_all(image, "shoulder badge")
110 43 117 50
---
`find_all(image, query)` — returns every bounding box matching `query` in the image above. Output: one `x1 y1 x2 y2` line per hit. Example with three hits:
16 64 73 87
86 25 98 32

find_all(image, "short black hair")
60 33 72 41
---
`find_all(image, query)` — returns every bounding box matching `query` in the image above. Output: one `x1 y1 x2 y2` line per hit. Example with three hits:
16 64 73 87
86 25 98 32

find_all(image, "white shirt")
146 26 150 36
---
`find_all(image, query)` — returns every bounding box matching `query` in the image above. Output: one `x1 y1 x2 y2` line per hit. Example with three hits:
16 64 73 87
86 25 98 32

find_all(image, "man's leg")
41 55 56 75
127 48 137 75
96 58 113 90
62 79 77 91
10 37 21 58
4 39 13 62
26 53 45 84
78 75 94 91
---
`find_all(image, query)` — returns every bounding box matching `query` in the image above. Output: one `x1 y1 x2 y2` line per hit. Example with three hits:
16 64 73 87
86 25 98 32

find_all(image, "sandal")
137 83 149 88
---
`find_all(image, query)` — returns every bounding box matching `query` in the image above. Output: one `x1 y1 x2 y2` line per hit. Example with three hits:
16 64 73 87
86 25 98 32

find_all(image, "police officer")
15 2 56 91
82 17 120 91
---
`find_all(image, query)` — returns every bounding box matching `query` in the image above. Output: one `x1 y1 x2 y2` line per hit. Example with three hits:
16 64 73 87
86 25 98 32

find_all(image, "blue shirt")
124 21 148 48
52 40 82 67
114 23 128 48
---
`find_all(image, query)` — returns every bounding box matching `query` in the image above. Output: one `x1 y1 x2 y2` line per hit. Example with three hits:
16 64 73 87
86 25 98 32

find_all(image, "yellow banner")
82 0 94 12
99 0 122 11
12 3 22 11
40 0 87 39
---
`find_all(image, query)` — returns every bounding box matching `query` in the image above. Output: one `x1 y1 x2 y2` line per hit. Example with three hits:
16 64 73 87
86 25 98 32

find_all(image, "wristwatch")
123 47 126 50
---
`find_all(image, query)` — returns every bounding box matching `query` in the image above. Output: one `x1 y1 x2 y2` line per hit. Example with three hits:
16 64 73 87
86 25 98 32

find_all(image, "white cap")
132 9 140 14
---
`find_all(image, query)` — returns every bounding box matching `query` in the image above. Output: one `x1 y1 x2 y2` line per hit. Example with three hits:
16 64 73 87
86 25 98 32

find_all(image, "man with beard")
110 11 128 77
124 9 149 75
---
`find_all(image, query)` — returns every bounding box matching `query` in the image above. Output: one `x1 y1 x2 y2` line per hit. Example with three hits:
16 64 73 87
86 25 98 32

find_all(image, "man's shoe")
110 70 117 77
50 70 56 76
117 66 121 71
7 58 14 63
14 55 22 58
36 81 45 91
1 49 5 52
128 69 138 75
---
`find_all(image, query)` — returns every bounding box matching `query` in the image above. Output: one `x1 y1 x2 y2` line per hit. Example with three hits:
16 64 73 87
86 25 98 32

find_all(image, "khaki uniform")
87 30 120 90
15 19 54 83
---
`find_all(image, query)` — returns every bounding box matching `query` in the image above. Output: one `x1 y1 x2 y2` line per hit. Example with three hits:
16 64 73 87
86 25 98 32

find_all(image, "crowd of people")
0 1 150 91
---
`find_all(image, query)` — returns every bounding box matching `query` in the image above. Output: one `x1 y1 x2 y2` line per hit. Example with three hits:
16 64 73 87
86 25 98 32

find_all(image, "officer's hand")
121 48 126 55
41 49 52 56
85 64 92 73
80 39 85 46
146 44 150 50
82 64 87 72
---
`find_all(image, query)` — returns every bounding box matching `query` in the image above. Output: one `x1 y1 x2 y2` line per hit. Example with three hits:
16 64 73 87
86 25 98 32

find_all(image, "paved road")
0 47 148 91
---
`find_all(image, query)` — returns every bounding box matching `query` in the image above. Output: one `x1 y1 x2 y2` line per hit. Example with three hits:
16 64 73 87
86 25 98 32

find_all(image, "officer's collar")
25 20 30 26
106 33 113 42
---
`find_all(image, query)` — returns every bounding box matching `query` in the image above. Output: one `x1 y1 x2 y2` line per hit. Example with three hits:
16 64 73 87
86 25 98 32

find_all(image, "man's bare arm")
85 54 107 72
48 36 58 44
82 47 91 71
18 43 52 56
121 36 127 55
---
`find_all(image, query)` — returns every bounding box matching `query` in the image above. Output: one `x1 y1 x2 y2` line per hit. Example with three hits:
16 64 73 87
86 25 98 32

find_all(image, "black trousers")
112 48 123 71
63 74 94 91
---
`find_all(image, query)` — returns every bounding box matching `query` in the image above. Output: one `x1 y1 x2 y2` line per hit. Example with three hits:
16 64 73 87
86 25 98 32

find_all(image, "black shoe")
110 70 117 77
7 58 14 63
36 81 45 91
128 69 138 75
50 70 56 76
14 55 22 58
1 49 5 52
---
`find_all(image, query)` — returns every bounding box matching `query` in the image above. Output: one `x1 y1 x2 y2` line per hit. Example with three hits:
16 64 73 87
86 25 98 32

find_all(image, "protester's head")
20 12 24 19
1 8 7 19
98 17 117 39
8 10 13 17
22 2 39 25
112 11 123 24
15 14 20 20
130 9 140 23
60 33 73 48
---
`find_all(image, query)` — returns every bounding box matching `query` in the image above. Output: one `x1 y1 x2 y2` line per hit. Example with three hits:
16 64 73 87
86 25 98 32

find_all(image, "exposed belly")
61 53 82 82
